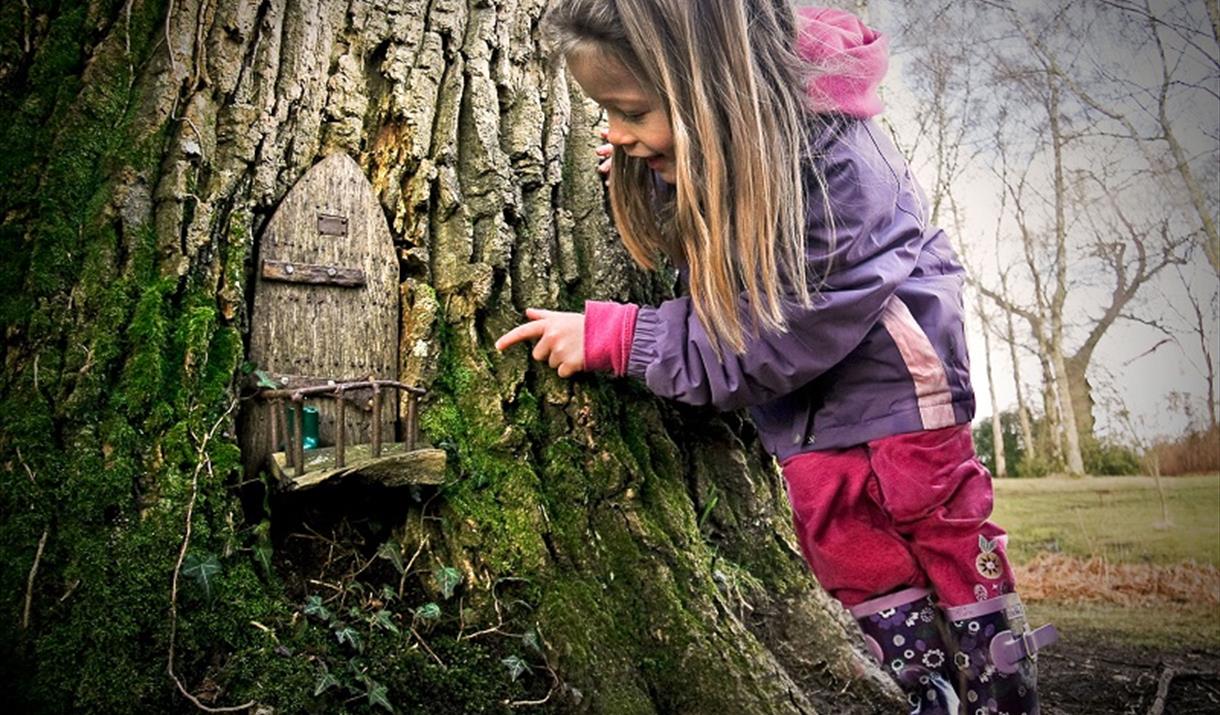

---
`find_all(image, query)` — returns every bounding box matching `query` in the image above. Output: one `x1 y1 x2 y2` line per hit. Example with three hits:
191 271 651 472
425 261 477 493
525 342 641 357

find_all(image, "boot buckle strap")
990 624 1059 674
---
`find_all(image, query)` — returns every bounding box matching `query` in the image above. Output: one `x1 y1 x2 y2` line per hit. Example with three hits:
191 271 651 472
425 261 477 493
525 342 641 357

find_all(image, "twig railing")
258 379 426 476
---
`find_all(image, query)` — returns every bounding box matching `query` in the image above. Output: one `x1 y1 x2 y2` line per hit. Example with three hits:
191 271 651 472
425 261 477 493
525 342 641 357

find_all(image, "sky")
856 0 1220 441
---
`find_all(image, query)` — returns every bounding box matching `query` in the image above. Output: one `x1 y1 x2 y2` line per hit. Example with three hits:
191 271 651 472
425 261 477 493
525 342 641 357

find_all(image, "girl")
496 2 1057 713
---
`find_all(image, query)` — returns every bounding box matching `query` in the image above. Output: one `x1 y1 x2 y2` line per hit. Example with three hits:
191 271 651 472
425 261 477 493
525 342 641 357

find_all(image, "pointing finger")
524 308 557 321
495 321 546 351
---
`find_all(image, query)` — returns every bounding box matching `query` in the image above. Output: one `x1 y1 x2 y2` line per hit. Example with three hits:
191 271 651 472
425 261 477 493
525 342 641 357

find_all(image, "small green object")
302 406 319 449
284 405 321 450
182 552 222 597
502 655 529 682
436 565 462 599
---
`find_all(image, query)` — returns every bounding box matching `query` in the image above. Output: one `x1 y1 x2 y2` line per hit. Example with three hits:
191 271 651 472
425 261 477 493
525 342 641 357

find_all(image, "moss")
419 320 549 575
0 3 295 711
1 2 849 711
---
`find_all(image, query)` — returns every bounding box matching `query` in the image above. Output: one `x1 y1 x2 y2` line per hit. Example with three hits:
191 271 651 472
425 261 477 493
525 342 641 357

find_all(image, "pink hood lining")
796 6 889 119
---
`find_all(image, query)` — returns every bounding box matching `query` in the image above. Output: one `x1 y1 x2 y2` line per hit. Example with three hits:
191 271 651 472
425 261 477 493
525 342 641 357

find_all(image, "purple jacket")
585 116 975 461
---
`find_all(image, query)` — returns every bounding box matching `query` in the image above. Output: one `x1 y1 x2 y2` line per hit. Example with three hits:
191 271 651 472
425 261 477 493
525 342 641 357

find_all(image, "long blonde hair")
545 0 816 355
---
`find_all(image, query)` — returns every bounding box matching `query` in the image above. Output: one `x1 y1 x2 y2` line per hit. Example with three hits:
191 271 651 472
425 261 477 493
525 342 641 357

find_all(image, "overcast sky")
849 0 1220 440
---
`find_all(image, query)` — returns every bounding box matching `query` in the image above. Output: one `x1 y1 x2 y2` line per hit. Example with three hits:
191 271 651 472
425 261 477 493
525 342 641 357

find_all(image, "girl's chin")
646 157 675 183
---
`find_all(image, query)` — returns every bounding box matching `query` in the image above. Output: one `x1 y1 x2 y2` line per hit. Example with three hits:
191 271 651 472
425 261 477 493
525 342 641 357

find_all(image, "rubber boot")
942 593 1058 715
852 587 960 715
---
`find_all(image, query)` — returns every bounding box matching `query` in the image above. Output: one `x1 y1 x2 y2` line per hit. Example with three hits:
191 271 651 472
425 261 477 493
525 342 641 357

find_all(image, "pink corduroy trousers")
781 424 1017 608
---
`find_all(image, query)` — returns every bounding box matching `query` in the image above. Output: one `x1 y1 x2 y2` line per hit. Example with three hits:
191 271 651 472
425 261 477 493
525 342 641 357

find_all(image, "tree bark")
1045 71 1085 475
977 302 1006 477
0 1 894 712
1001 291 1036 462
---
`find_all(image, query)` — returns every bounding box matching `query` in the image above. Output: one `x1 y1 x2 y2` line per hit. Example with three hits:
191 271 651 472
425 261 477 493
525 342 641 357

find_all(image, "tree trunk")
1063 354 1096 449
1050 346 1086 475
1003 309 1037 461
1038 351 1065 466
1045 72 1085 476
0 1 894 712
977 300 1006 477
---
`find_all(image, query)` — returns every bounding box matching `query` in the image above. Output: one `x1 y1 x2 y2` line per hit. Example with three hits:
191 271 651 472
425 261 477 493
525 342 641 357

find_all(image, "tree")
0 0 895 712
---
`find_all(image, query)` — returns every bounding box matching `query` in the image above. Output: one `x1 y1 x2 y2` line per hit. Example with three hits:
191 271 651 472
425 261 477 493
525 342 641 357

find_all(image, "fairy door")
240 153 399 478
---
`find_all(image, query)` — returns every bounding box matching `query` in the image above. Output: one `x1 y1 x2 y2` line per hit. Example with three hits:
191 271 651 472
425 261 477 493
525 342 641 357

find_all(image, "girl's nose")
605 117 634 148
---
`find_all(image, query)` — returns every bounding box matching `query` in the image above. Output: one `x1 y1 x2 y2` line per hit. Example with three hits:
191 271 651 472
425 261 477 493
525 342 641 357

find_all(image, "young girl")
496 2 1057 713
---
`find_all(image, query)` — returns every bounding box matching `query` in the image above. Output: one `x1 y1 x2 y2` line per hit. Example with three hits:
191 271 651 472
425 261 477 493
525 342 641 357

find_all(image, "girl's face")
568 50 676 183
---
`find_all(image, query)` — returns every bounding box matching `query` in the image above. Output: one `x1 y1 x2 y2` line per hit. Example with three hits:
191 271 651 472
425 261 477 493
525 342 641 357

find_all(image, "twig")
399 536 428 598
22 528 48 629
307 579 344 594
21 0 31 53
16 446 35 483
506 625 560 708
1147 665 1176 715
58 579 79 603
165 0 179 77
167 398 254 713
460 590 506 641
410 626 446 667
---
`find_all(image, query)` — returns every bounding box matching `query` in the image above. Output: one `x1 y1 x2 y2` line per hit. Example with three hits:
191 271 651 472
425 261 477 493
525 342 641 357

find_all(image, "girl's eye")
613 109 646 124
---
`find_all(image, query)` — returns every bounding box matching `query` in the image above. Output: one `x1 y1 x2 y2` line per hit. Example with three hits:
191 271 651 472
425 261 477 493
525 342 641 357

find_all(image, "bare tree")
1028 0 1220 270
1064 170 1190 438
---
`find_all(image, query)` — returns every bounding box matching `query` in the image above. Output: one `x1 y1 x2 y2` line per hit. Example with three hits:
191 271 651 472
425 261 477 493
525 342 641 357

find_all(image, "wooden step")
269 443 447 492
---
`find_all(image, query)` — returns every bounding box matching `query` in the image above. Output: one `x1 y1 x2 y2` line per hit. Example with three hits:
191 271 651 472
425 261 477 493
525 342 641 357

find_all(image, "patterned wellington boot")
942 593 1058 715
852 586 960 715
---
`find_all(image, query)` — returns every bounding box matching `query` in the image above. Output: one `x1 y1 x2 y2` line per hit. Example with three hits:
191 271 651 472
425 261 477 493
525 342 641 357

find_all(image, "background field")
993 474 1220 649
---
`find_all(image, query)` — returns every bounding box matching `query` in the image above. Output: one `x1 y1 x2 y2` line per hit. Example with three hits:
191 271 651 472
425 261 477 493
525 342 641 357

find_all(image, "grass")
1024 600 1220 650
992 473 1220 566
992 473 1220 649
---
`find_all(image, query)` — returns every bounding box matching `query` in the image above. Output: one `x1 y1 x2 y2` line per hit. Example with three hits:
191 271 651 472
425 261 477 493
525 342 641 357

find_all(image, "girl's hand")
596 129 613 177
495 308 586 378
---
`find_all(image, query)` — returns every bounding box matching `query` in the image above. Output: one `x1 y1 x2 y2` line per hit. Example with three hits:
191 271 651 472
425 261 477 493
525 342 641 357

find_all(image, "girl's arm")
498 122 941 411
601 122 940 411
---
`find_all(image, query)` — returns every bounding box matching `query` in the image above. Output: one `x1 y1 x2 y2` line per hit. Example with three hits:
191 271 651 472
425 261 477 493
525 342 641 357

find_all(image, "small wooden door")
240 153 399 478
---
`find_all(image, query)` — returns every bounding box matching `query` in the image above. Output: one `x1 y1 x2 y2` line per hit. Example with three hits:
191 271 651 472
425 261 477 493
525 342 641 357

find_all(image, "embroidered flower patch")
975 534 1003 579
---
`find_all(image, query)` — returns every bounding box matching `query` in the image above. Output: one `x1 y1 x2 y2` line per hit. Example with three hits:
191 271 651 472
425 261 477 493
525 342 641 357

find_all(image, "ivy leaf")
377 542 405 574
372 609 400 635
182 552 221 597
523 628 542 654
366 680 393 712
313 671 340 697
436 566 462 600
304 595 332 621
252 519 273 577
502 655 529 682
253 544 273 577
415 602 441 622
335 625 363 652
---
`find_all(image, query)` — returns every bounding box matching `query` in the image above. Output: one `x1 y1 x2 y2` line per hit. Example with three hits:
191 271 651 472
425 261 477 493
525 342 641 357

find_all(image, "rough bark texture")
0 1 896 713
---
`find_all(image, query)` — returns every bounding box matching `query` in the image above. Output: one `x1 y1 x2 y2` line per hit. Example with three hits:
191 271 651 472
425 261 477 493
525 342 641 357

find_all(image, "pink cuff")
584 301 639 377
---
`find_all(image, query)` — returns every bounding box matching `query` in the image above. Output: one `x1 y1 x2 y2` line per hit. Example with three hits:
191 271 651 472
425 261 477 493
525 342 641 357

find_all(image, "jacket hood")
796 6 888 118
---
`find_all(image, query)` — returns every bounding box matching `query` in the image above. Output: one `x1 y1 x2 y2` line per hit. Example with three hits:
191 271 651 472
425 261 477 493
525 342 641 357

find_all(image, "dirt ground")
1039 629 1220 714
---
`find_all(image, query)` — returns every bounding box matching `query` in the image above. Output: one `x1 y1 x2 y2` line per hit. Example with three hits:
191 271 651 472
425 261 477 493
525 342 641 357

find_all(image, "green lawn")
991 473 1220 649
992 473 1220 566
